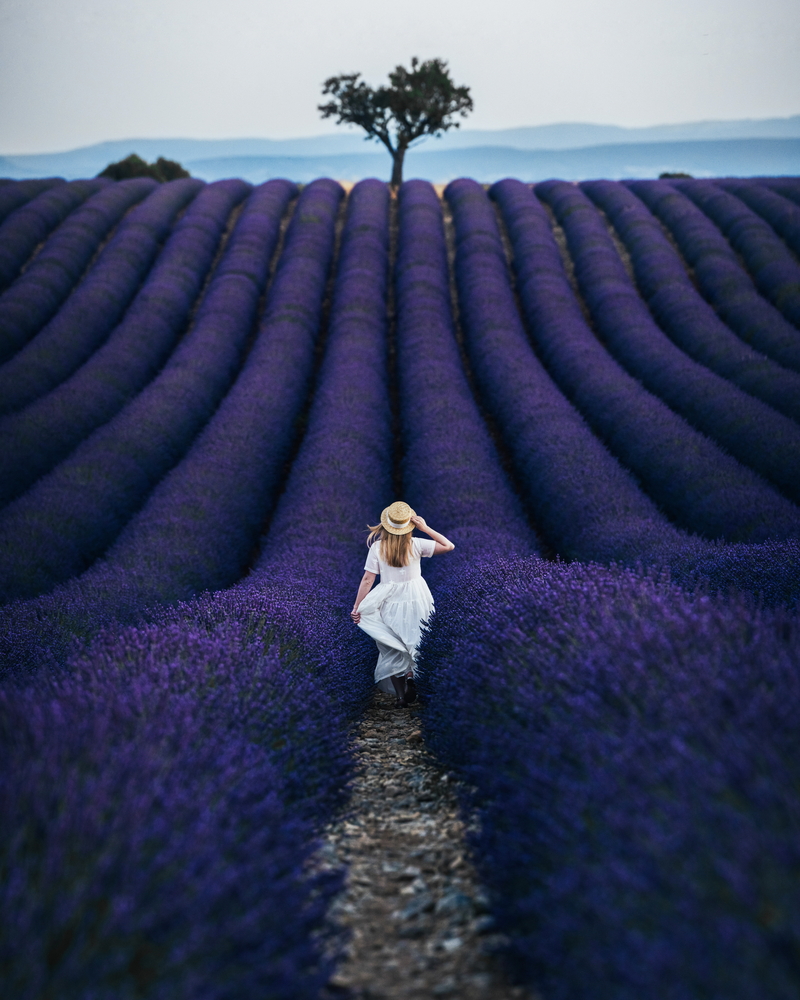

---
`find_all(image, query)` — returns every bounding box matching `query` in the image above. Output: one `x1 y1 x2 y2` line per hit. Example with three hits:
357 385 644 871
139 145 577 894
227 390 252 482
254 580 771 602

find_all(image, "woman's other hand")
350 609 361 624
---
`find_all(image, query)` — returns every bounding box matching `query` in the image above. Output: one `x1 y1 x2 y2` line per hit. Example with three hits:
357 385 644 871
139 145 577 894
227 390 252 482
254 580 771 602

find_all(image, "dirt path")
323 691 535 999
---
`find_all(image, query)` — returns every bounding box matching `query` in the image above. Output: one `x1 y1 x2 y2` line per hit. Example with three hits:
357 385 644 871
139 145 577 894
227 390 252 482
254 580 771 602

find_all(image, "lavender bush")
582 179 800 422
0 179 106 293
0 179 387 674
0 177 64 226
0 618 350 999
0 180 291 603
537 180 800 505
0 178 392 992
628 180 800 372
1 174 799 1000
419 557 800 999
492 178 800 543
669 535 800 607
445 177 694 565
0 178 156 366
720 179 800 257
0 179 246 507
0 178 201 413
170 178 397 729
764 177 800 207
252 176 393 589
678 178 800 328
396 179 540 585
80 179 344 606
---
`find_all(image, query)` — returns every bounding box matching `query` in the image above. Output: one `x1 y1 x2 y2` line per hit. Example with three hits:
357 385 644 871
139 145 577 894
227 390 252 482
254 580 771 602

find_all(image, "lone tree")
319 57 473 186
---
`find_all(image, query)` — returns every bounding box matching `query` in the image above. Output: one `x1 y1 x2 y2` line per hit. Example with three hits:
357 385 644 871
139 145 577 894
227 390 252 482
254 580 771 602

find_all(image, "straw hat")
380 500 416 535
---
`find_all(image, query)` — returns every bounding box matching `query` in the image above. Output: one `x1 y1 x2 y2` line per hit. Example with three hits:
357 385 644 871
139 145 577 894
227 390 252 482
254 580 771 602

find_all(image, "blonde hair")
366 524 413 568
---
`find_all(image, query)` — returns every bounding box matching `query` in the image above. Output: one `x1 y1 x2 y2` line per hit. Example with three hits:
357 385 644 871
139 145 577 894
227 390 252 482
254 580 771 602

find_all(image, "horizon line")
4 112 800 158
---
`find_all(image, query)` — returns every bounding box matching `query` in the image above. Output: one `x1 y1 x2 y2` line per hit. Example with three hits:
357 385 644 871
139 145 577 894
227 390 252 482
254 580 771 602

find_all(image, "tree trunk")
390 147 406 186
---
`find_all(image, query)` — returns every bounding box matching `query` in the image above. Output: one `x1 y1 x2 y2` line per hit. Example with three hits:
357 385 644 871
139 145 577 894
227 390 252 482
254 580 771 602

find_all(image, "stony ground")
322 691 537 1000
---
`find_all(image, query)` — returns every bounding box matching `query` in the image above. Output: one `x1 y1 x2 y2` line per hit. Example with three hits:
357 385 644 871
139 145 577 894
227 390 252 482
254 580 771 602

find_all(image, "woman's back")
366 536 435 583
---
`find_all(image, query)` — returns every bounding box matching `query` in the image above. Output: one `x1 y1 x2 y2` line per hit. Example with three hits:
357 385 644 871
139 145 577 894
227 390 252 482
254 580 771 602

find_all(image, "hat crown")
387 501 411 524
380 500 416 534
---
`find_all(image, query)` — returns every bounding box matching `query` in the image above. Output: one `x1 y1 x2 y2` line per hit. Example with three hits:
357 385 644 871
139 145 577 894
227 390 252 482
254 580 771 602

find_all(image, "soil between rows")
322 691 537 1000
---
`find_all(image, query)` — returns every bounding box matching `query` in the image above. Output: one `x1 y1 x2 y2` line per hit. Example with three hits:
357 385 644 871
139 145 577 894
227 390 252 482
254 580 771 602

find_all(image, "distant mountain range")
2 116 799 182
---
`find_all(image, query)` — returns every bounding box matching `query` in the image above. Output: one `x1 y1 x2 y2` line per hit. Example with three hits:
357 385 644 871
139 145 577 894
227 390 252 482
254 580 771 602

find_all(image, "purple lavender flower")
718 179 800 257
0 179 246 508
81 179 345 605
396 179 542 582
0 619 349 999
252 177 394 590
445 178 691 566
0 180 274 602
677 178 800 328
537 179 800 505
0 179 107 293
763 177 800 207
419 556 800 999
582 179 800 423
628 180 800 372
493 178 800 543
0 177 65 226
0 178 201 412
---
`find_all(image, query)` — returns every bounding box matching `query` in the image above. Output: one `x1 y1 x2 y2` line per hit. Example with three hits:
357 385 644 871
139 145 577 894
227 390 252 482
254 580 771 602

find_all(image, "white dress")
357 537 436 691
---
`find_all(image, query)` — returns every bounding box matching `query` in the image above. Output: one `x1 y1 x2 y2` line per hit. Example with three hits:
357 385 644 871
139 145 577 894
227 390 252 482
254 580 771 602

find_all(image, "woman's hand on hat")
410 515 427 530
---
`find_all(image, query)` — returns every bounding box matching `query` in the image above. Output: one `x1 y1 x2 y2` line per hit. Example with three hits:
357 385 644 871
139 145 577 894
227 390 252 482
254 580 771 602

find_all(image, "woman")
351 501 454 706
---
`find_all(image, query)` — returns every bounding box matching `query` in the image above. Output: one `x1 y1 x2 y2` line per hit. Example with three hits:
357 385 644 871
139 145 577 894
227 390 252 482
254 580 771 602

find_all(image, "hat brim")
380 505 416 534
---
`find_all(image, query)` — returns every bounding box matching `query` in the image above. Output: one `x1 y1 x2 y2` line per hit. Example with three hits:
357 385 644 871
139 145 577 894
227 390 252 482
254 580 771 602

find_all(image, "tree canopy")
98 154 190 183
319 57 473 185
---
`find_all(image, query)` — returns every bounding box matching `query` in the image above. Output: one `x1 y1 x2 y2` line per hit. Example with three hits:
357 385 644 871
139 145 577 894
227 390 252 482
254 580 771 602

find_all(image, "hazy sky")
1 0 798 153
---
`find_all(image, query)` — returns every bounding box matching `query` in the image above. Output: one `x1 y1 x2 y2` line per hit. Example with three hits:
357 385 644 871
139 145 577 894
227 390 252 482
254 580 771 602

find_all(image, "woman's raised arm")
410 515 455 555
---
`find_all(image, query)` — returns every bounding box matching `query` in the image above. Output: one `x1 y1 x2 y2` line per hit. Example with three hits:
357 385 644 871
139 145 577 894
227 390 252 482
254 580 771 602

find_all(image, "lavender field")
1 173 799 998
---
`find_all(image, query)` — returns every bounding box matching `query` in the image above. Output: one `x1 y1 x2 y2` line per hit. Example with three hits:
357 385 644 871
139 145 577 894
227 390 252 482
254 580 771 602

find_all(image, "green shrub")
98 154 190 182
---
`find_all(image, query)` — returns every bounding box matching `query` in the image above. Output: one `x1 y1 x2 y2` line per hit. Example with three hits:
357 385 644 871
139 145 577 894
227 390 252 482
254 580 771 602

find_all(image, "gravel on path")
321 691 537 1000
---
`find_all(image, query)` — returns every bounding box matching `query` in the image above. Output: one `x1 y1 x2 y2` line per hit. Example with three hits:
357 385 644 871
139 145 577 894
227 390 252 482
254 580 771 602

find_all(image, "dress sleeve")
364 543 381 574
416 537 437 558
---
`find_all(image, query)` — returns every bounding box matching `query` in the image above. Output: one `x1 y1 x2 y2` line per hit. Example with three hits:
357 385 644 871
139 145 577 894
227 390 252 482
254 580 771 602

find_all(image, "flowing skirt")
357 578 434 691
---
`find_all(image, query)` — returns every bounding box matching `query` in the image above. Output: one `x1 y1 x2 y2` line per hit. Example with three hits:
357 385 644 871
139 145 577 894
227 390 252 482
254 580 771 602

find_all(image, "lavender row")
83 179 343 607
445 178 693 566
162 178 397 714
0 178 202 415
0 178 65 226
251 177 394 590
719 179 800 257
0 178 157 366
628 180 800 372
418 558 800 999
0 179 384 673
0 179 244 507
396 180 540 585
537 180 800 504
763 177 800 207
0 178 200 404
0 178 273 604
147 179 396 759
0 179 106 292
0 177 156 366
0 615 351 998
677 178 800 328
493 179 800 543
582 179 800 423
